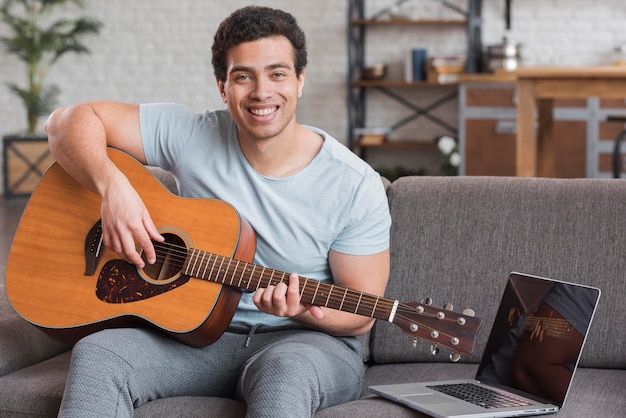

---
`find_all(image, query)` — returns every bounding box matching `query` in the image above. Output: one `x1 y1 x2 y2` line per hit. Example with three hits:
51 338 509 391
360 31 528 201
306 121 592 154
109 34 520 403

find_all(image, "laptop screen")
476 273 600 407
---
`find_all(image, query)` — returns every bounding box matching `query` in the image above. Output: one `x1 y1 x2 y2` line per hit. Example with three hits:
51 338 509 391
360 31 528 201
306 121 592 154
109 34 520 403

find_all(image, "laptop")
369 272 601 418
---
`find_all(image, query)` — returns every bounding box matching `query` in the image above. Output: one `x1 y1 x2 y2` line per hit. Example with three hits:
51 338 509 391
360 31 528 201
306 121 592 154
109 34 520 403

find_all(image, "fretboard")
183 249 396 321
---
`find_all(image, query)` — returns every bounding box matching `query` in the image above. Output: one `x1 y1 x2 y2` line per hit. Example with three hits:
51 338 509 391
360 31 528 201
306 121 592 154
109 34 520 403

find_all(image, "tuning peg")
443 303 454 311
422 297 433 306
462 308 475 317
450 352 462 362
430 344 440 355
412 337 418 348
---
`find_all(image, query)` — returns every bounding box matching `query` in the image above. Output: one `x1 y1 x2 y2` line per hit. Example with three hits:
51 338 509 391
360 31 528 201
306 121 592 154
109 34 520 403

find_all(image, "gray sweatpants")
57 326 364 418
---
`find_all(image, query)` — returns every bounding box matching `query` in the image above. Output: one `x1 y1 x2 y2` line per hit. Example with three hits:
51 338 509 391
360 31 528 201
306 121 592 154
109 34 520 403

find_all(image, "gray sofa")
1 175 625 417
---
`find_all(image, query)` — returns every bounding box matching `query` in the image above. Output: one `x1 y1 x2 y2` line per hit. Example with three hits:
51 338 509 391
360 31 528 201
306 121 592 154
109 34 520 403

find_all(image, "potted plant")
1 0 102 135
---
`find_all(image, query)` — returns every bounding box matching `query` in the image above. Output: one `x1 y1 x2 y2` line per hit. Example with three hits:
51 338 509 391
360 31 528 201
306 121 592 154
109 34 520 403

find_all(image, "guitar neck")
183 248 396 321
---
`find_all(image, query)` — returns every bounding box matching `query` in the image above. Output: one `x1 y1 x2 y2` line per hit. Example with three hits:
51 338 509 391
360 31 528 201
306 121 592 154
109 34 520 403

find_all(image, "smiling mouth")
249 107 278 117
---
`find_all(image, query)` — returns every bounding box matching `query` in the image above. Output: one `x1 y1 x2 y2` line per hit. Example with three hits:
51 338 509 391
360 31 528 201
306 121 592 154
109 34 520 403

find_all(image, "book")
405 48 428 82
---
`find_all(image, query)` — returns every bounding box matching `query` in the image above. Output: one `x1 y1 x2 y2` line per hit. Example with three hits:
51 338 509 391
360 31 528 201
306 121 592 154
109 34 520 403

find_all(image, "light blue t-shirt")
140 103 391 327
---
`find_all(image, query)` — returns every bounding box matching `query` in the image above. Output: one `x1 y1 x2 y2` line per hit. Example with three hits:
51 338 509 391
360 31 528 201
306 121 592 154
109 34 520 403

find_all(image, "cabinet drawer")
598 152 625 173
465 87 588 109
599 120 626 141
464 120 586 177
600 98 626 109
465 87 515 108
464 120 516 176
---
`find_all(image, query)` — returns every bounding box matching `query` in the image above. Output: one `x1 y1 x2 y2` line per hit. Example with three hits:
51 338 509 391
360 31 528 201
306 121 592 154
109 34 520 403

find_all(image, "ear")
297 68 306 98
216 78 227 103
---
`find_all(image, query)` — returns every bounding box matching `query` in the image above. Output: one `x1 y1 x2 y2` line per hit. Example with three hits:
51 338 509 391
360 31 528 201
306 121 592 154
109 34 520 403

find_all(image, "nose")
250 77 272 101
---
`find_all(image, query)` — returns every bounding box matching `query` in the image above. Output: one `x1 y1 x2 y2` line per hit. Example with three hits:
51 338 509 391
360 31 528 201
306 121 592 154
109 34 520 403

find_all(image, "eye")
234 73 252 82
271 71 287 79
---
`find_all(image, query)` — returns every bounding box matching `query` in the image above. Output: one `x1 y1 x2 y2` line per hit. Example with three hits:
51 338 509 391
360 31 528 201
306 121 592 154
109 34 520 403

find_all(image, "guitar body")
5 148 256 347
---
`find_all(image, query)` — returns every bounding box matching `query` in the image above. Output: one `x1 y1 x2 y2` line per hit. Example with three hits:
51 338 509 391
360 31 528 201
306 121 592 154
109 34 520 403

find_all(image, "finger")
120 229 146 268
144 215 164 242
287 274 301 301
273 282 289 304
306 304 325 320
134 232 154 267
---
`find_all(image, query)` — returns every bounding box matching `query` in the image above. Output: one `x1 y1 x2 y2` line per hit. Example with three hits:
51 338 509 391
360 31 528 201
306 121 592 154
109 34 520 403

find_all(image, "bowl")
361 63 387 80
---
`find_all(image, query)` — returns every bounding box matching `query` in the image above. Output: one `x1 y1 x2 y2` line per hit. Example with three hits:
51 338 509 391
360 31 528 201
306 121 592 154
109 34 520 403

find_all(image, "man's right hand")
45 102 159 267
100 174 164 268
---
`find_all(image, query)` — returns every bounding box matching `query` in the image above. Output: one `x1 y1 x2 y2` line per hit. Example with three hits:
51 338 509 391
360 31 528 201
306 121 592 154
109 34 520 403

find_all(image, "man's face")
217 36 305 142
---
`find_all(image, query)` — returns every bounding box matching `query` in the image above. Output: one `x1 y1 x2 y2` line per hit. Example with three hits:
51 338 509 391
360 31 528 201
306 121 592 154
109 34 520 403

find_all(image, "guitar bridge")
84 220 104 276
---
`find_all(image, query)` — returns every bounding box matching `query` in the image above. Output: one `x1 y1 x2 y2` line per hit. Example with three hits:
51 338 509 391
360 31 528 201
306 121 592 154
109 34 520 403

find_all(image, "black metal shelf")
347 0 483 155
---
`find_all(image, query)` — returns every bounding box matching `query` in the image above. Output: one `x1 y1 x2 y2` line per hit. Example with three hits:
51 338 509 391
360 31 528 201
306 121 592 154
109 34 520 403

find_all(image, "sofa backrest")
370 176 625 370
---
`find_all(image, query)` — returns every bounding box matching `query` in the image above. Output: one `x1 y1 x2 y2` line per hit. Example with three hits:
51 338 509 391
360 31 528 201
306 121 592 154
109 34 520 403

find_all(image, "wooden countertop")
459 65 626 84
458 71 517 83
512 65 626 78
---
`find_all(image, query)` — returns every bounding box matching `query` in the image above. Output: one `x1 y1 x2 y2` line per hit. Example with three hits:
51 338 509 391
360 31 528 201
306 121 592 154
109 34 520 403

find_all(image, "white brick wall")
1 0 625 186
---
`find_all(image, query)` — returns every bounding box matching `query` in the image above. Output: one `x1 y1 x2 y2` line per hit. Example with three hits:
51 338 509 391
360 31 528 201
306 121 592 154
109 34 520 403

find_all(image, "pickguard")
95 260 190 303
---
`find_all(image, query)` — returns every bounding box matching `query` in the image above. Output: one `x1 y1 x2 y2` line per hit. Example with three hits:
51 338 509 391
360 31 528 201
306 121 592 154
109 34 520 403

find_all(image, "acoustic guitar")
5 148 481 358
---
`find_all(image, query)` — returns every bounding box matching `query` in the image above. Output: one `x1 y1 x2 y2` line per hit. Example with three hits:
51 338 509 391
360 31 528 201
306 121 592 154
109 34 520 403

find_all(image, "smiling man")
45 6 391 418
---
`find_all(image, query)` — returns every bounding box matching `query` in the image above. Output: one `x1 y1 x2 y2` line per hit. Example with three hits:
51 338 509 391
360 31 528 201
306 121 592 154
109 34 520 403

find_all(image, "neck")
238 124 323 178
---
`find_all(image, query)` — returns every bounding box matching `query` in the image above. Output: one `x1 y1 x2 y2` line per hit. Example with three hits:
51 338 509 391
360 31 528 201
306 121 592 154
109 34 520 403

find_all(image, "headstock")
391 298 481 362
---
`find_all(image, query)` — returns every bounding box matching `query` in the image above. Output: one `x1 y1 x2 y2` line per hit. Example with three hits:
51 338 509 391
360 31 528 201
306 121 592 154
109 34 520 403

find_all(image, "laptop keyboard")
426 383 532 409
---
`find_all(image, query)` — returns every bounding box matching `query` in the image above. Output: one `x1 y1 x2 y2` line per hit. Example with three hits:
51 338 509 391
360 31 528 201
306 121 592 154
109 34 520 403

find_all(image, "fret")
248 265 257 288
371 296 379 318
354 292 363 314
215 256 226 283
299 278 308 300
221 258 230 284
259 270 271 290
229 260 240 286
208 253 219 281
311 281 321 305
235 261 244 288
338 288 348 311
277 271 287 286
196 251 206 277
184 249 193 276
325 285 333 307
187 249 198 276
200 252 210 279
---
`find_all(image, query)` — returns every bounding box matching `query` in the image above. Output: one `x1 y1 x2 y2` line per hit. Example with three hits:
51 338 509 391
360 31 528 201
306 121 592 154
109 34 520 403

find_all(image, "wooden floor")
0 196 28 285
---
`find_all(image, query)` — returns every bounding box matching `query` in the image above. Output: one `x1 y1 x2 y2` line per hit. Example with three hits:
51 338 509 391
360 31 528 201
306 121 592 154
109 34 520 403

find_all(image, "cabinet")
2 135 53 198
459 83 625 178
347 0 483 161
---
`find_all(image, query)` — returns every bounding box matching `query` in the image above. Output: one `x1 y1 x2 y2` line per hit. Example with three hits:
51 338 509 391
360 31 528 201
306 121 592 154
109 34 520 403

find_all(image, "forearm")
46 104 122 196
292 308 375 337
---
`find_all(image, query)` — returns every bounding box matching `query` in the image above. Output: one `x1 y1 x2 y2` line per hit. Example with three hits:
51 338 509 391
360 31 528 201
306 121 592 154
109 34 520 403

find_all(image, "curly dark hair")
211 6 307 82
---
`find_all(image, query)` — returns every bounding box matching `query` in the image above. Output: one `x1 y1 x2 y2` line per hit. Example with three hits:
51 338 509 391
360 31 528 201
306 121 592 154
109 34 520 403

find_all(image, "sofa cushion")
134 396 246 418
371 176 626 368
0 350 70 417
0 286 70 377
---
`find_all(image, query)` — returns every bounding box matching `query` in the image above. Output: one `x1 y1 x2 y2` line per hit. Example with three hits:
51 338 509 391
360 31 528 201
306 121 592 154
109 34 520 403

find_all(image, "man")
45 6 391 417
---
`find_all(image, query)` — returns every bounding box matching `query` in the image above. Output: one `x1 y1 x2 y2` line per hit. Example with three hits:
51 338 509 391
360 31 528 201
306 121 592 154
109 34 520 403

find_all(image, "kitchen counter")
460 66 626 177
513 66 626 176
458 71 517 84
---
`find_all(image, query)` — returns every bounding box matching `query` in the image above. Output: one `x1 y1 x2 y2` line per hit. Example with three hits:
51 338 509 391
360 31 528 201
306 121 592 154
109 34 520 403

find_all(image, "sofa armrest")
0 286 70 377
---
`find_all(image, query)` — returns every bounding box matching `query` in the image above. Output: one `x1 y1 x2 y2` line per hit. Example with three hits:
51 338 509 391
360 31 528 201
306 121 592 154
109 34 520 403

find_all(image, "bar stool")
607 115 626 178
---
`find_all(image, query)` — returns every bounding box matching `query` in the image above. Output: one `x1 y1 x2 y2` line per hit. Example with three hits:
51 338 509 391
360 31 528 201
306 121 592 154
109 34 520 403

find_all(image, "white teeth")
250 107 277 116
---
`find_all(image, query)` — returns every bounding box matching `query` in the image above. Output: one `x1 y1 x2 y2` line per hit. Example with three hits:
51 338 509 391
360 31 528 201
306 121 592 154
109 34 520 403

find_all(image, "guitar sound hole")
141 233 187 282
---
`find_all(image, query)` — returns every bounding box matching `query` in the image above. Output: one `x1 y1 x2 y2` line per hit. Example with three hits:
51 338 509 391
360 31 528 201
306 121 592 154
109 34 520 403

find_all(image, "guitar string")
134 241 473 349
145 241 470 327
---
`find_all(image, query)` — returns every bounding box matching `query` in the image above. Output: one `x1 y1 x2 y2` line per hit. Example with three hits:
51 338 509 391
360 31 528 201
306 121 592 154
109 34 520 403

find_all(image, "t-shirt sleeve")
139 103 201 170
331 171 391 256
